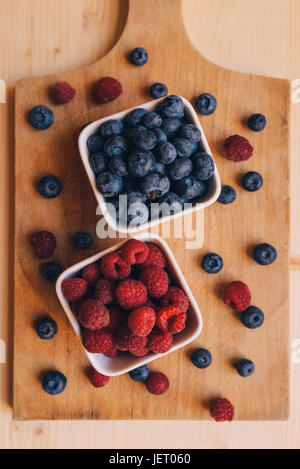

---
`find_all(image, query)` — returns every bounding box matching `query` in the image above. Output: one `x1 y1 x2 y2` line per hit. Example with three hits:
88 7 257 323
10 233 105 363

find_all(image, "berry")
240 306 264 329
158 192 183 215
142 112 162 129
201 253 223 274
159 95 184 118
115 325 132 351
128 335 149 356
129 364 150 382
50 81 76 105
127 202 149 226
155 141 177 165
87 134 103 153
31 231 56 259
217 185 236 204
223 281 251 311
128 306 156 336
42 370 66 395
95 278 115 305
253 243 277 265
236 358 255 377
224 135 253 162
144 297 159 312
172 138 196 158
153 128 167 144
191 348 212 369
210 398 234 422
38 175 62 199
128 150 155 177
40 262 62 282
89 368 110 387
94 77 123 103
104 135 128 158
247 113 266 132
78 299 109 330
179 124 201 142
89 152 107 174
82 263 100 284
148 331 173 353
161 117 182 138
96 172 123 198
109 155 129 177
140 266 169 298
36 317 57 340
105 305 125 333
167 158 192 180
129 47 148 66
100 252 131 280
116 279 147 310
61 278 88 301
104 344 120 358
139 243 167 269
121 239 149 265
149 82 168 99
241 171 263 192
173 176 207 200
156 305 182 333
160 286 189 314
140 173 170 200
74 231 93 249
193 153 215 180
130 127 157 151
29 105 54 130
195 93 217 115
146 372 169 395
82 329 113 353
100 119 123 139
125 108 148 127
71 298 84 317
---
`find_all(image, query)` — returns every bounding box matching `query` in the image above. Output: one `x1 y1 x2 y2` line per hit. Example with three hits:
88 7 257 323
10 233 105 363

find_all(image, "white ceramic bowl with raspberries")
78 96 221 235
56 233 202 376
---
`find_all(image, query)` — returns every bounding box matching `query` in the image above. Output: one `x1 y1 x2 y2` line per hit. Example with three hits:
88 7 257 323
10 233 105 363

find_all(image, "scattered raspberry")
210 398 234 422
61 278 88 302
78 299 109 330
100 252 131 281
105 305 125 334
140 266 169 298
128 306 156 336
156 305 186 334
94 77 123 103
116 279 147 310
224 135 253 162
50 81 76 105
139 243 167 269
148 331 173 353
31 231 57 259
115 325 131 351
146 372 169 395
95 278 115 305
82 263 100 284
160 286 189 314
89 368 110 388
82 329 113 353
128 335 149 357
121 239 149 265
103 344 120 358
223 281 251 311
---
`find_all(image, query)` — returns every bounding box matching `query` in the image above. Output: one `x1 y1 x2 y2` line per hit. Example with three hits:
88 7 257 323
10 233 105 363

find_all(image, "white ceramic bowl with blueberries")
78 95 221 234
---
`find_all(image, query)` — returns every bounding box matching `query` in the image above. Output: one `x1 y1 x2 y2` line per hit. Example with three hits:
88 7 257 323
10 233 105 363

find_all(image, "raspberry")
116 279 147 310
89 368 110 388
94 77 123 103
210 398 234 422
160 286 189 314
61 278 88 301
128 335 149 357
168 312 187 334
100 252 131 281
146 372 169 395
82 329 113 353
105 306 125 334
50 81 76 105
82 263 100 284
78 299 109 330
115 325 132 351
71 298 84 317
103 344 120 358
31 231 56 259
148 331 173 353
156 305 185 333
128 306 156 336
144 298 159 312
140 266 169 298
224 135 253 162
121 239 149 265
95 278 115 305
139 243 167 269
223 281 251 311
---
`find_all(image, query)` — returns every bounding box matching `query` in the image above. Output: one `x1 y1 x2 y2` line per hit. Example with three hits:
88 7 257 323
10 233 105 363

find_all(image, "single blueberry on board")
217 185 236 204
40 262 62 282
201 253 223 274
235 359 255 377
42 370 67 395
129 47 148 66
129 364 150 382
241 171 263 192
247 113 266 132
36 318 58 340
149 82 168 99
240 306 264 329
74 231 93 249
29 105 54 130
38 175 62 199
253 243 277 265
191 348 212 369
195 93 217 115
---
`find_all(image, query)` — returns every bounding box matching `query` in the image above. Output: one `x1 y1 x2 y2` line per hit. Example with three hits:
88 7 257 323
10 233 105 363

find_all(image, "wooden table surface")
0 0 299 449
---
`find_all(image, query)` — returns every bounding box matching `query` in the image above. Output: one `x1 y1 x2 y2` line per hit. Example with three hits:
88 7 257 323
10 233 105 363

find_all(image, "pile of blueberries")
87 95 215 227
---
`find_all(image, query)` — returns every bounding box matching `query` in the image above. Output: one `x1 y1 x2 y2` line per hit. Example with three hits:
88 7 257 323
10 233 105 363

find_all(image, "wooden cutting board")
14 0 290 420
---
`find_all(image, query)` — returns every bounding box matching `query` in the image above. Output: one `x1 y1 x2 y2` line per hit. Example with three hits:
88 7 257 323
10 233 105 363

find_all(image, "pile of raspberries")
61 239 190 358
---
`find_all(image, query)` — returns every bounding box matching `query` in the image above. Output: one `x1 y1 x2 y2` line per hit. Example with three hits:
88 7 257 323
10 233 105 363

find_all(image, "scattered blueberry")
153 128 167 143
193 153 215 180
129 364 150 382
74 231 93 249
158 192 183 215
155 141 177 165
191 348 212 369
96 172 123 198
240 306 264 329
29 105 54 130
140 172 170 200
104 135 128 157
87 133 103 153
201 253 223 274
161 117 182 138
241 171 263 192
253 243 277 265
89 152 106 174
36 317 58 340
100 119 123 139
129 47 148 66
173 176 207 200
42 370 67 395
125 108 149 127
217 185 236 204
195 93 217 115
247 113 266 132
108 155 129 177
130 127 157 150
38 175 62 199
149 82 168 99
172 138 196 158
40 262 62 282
168 158 192 180
128 150 155 177
235 359 255 377
141 112 162 129
179 123 201 143
159 95 184 118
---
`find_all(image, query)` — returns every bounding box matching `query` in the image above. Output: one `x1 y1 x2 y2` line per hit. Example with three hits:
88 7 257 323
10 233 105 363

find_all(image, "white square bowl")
78 96 221 234
56 233 202 376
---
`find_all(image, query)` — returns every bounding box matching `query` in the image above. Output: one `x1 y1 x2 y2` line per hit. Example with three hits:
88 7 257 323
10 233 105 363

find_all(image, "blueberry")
173 176 207 200
29 105 54 130
158 192 183 215
159 95 184 118
179 124 201 143
96 172 123 198
193 153 215 180
247 113 266 132
217 185 236 204
127 190 147 206
128 201 149 225
42 370 67 395
153 128 167 143
168 158 192 180
241 171 263 192
40 262 62 282
149 82 168 99
235 359 255 377
191 348 212 369
129 364 150 382
253 243 277 265
240 306 264 329
125 108 149 127
201 253 223 274
36 318 58 340
129 47 148 66
195 93 217 115
38 175 62 199
100 119 123 139
155 141 177 165
89 152 107 174
141 112 162 129
151 161 166 175
108 155 129 177
140 173 170 200
172 138 196 158
104 135 128 157
74 231 93 249
87 133 103 153
128 150 155 177
130 128 157 151
161 117 182 138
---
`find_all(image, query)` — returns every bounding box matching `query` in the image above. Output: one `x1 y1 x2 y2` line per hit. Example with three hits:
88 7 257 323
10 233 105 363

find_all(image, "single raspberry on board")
78 299 109 330
139 266 169 298
224 135 253 162
89 368 110 388
100 252 131 281
148 331 173 354
128 335 149 357
128 306 156 336
121 238 149 265
160 286 189 314
104 305 125 334
82 329 113 353
210 398 234 422
31 231 57 259
82 262 100 284
103 344 120 358
146 372 169 395
156 305 186 334
94 77 123 103
116 279 147 310
61 278 87 302
223 281 251 311
95 278 116 305
139 243 167 269
115 325 132 351
50 81 76 105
